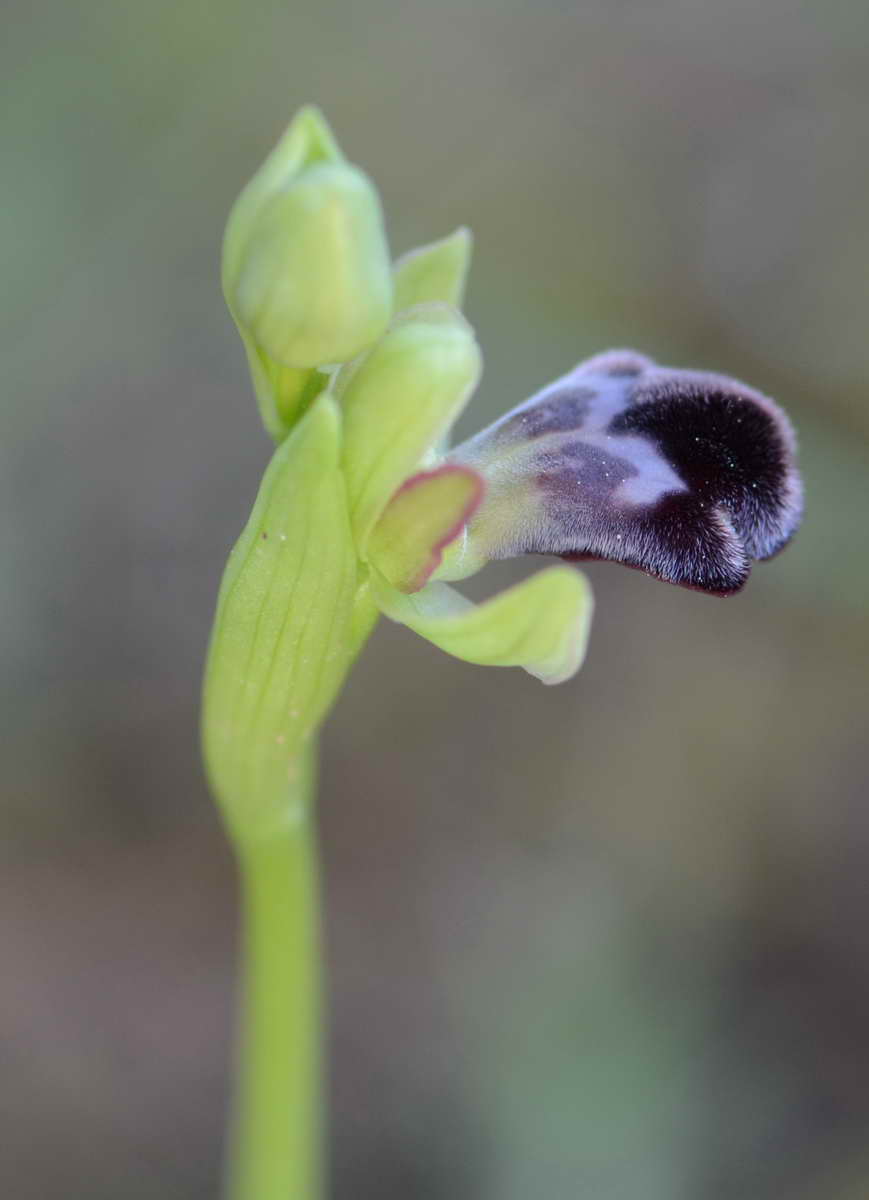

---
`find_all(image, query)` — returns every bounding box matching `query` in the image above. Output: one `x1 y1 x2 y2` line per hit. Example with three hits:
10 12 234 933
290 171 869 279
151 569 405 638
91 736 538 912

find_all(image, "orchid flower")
204 104 802 833
200 106 802 1200
441 348 802 596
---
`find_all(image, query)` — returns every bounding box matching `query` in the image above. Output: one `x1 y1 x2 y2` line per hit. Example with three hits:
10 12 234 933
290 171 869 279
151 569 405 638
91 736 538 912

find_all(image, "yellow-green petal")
337 303 482 548
374 565 593 685
393 228 472 311
367 464 484 593
202 393 358 843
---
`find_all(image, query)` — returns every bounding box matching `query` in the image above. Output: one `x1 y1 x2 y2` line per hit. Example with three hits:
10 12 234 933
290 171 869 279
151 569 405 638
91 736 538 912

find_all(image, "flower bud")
223 106 393 371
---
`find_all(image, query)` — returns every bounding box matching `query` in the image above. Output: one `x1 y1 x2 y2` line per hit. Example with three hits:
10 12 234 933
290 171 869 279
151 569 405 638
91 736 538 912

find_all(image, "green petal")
202 393 359 842
367 464 484 592
336 303 482 548
374 565 593 685
393 228 472 311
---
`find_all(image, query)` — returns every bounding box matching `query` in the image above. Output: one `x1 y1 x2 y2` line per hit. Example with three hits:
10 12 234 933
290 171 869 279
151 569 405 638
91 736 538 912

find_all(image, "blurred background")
3 1 869 1196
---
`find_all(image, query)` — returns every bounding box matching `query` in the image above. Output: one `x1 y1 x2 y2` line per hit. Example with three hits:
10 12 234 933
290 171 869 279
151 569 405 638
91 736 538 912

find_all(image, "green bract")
204 106 593 837
201 395 357 843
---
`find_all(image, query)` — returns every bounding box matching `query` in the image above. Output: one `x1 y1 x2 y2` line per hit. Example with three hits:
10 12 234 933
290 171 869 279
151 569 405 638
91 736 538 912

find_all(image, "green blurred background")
3 2 869 1197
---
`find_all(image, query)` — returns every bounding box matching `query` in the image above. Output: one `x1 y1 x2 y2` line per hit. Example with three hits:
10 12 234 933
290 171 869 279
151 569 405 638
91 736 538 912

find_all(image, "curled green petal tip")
375 565 594 685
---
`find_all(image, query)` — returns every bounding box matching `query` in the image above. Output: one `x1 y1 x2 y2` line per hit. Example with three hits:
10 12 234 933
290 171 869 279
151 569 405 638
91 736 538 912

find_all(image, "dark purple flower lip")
450 350 803 595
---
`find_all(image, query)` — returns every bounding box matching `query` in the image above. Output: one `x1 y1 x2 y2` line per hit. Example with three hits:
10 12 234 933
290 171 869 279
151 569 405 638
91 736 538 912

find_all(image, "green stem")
228 745 324 1200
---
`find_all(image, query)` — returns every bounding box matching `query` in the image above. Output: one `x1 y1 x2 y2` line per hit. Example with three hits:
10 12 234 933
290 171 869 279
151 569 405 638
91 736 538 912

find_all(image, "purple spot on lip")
538 441 636 505
506 387 595 439
472 386 595 448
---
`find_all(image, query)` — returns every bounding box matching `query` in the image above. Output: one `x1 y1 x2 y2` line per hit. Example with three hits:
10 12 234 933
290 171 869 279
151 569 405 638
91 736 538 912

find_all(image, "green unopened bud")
223 106 393 372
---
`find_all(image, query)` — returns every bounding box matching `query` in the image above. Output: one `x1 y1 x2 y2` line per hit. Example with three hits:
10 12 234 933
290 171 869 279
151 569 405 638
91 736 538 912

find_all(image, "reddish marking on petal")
397 465 485 593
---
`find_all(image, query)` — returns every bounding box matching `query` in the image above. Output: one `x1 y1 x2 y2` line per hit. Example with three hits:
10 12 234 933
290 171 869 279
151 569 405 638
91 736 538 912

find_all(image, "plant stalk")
227 745 324 1200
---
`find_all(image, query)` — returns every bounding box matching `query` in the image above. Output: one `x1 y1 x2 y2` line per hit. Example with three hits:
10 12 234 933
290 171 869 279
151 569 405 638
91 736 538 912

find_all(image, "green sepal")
202 393 359 843
336 303 482 550
374 565 593 685
367 464 484 592
393 228 472 311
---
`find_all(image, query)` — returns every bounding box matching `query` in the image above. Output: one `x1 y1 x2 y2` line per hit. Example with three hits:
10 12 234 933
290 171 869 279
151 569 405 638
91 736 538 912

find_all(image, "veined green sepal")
202 393 359 843
374 565 593 685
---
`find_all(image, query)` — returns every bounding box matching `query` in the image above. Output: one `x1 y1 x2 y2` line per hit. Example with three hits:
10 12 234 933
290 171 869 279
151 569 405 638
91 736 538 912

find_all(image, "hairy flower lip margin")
446 349 802 596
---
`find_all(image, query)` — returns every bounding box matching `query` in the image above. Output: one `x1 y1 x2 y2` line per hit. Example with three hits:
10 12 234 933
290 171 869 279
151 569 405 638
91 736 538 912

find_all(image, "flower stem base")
228 746 323 1200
